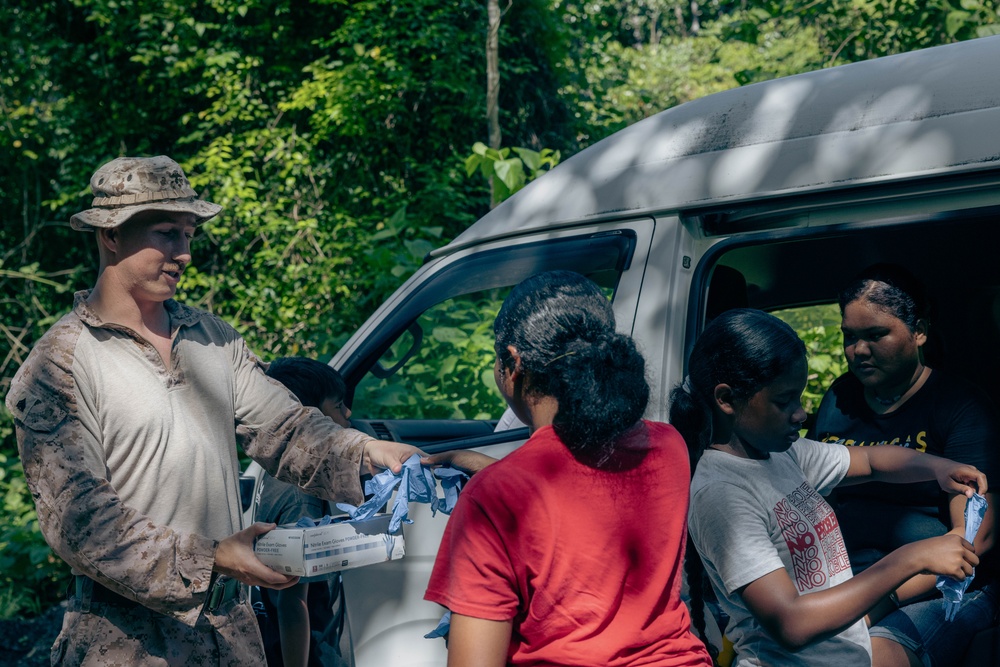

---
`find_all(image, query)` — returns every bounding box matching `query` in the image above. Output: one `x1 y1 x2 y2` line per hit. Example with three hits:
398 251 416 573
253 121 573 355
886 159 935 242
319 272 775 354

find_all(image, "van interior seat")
705 265 749 322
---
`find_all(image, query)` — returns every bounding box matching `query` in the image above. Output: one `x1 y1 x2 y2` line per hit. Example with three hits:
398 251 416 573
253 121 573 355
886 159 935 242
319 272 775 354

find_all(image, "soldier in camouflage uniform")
4 156 421 666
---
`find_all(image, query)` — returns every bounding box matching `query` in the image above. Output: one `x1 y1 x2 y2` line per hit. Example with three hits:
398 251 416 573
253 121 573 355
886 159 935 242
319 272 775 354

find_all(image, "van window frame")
339 229 640 416
684 205 1000 373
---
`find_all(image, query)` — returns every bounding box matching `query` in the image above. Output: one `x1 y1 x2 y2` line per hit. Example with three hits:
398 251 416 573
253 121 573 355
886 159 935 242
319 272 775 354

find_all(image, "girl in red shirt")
424 270 713 667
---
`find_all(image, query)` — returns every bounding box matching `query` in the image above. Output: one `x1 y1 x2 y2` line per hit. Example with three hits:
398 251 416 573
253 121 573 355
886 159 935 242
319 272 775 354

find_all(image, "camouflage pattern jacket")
5 292 372 627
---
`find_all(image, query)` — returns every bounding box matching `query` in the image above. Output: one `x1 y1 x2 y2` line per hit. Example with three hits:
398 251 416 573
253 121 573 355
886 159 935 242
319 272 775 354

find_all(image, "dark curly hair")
838 263 931 332
494 270 649 466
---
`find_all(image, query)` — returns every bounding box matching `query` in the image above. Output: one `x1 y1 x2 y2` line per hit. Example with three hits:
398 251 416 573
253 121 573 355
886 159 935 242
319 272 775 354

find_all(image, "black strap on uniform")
74 575 93 613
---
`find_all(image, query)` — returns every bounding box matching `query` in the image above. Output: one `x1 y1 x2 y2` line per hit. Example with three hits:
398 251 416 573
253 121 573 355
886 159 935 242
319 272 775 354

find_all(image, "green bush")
352 143 562 422
354 289 508 421
773 304 848 415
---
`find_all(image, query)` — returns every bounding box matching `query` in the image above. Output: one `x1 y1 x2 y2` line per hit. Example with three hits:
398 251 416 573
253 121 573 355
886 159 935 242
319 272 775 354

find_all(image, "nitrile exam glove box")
254 513 405 577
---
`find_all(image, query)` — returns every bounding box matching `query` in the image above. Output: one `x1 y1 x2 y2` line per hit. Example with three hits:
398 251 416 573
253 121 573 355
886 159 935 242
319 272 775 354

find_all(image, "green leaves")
492 156 527 193
944 0 999 37
0 435 70 618
774 304 848 415
466 141 561 207
354 289 507 421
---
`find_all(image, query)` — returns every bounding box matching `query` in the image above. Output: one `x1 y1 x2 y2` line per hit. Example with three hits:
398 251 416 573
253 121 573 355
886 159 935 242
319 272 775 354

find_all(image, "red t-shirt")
425 421 712 666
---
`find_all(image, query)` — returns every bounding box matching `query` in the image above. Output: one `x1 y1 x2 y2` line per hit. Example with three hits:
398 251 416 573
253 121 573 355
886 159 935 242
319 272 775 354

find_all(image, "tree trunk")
674 4 688 38
486 0 503 207
486 0 502 151
650 7 662 46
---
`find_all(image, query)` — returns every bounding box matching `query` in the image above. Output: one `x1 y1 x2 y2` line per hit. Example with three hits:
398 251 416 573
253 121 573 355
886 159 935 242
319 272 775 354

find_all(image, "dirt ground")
0 604 63 666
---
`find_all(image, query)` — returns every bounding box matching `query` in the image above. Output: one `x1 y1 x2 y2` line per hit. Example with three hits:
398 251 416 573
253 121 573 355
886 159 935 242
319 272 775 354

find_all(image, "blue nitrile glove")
335 466 401 524
434 467 469 515
336 454 441 532
295 515 334 528
936 492 988 621
399 454 439 509
424 610 451 639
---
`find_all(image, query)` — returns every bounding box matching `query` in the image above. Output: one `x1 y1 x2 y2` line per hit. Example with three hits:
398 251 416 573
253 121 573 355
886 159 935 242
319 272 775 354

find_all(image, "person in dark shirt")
811 264 999 667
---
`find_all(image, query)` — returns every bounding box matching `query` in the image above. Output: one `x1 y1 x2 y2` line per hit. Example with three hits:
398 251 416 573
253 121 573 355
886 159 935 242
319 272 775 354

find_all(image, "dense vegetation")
1 0 996 616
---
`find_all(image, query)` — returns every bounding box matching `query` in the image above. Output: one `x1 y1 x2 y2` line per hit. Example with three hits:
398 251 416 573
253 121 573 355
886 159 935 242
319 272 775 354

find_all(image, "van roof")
435 35 1000 256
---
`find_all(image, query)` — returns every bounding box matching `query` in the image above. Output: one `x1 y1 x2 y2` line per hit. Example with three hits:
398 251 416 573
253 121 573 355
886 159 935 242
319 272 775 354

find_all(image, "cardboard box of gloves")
254 513 405 577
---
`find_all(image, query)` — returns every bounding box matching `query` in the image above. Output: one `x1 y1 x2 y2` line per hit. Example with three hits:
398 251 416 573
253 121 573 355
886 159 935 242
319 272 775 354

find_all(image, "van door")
333 218 655 667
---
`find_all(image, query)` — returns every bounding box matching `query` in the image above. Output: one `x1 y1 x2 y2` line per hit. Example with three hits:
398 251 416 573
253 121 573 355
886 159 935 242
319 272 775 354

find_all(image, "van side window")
772 304 846 416
353 287 509 421
342 231 637 430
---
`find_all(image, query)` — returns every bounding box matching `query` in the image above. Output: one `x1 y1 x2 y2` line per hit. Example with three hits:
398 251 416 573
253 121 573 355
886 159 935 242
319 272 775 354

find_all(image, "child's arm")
422 450 497 476
946 487 995 557
892 489 996 605
833 446 988 608
740 533 978 649
276 582 311 667
446 613 512 667
838 445 987 496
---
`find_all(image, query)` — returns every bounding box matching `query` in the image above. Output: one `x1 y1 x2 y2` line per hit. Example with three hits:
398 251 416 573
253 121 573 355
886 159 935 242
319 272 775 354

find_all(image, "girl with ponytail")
673 309 986 667
424 270 713 667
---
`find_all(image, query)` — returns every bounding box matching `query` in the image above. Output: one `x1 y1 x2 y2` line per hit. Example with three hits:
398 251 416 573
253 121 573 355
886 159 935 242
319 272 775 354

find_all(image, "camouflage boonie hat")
69 155 222 231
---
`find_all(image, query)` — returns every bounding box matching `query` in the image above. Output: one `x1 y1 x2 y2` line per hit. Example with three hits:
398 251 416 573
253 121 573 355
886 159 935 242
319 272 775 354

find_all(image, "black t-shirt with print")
811 370 1000 569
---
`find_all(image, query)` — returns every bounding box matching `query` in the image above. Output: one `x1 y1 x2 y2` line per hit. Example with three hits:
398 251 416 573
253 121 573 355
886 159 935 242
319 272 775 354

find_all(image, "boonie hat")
70 155 222 231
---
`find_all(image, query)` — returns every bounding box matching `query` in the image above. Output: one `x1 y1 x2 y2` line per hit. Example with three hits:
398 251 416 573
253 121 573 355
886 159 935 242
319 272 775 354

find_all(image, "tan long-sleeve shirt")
6 292 372 630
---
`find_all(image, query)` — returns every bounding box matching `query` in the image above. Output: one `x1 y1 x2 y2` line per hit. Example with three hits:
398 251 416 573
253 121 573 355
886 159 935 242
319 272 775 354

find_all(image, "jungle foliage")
1 0 996 616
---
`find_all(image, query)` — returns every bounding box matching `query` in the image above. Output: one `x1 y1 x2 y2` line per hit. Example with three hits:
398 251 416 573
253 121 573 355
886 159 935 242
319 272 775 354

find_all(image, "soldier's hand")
214 522 300 590
362 439 425 476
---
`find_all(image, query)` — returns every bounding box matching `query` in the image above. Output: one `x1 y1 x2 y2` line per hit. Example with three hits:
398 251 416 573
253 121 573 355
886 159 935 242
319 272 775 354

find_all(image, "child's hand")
910 533 979 580
934 461 987 497
421 450 497 476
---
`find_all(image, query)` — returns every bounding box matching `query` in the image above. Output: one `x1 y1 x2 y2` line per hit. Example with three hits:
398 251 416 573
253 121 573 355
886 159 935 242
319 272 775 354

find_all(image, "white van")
296 35 1000 665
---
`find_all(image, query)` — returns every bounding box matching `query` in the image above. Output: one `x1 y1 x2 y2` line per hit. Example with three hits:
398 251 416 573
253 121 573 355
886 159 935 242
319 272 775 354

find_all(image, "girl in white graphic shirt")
672 309 985 667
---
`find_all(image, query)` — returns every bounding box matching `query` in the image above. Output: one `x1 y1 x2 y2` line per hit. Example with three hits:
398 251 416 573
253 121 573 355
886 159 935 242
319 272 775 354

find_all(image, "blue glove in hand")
424 610 452 640
935 492 988 621
434 467 468 515
336 453 470 532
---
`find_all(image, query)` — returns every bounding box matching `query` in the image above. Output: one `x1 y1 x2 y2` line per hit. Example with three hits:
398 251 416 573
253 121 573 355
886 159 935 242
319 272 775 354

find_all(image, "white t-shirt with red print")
689 438 871 667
